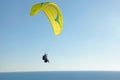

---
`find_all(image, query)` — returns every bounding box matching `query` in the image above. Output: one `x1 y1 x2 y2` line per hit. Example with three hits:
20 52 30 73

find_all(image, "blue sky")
0 0 120 72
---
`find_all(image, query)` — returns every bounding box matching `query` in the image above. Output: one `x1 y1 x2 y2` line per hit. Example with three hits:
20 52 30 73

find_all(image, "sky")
0 0 120 72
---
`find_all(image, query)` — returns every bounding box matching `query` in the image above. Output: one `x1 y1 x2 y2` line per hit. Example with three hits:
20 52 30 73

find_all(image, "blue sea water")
0 71 120 80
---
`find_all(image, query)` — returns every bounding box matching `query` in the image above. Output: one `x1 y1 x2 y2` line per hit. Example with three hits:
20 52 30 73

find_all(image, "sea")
0 71 120 80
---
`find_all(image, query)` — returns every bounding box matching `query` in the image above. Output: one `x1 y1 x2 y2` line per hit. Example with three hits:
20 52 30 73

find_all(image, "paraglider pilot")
42 53 49 63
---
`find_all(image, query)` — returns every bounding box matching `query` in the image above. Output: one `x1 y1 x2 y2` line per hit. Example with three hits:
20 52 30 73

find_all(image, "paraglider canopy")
42 54 49 63
30 2 63 36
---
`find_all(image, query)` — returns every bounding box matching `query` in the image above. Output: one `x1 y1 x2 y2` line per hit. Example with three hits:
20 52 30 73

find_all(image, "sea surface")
0 71 120 80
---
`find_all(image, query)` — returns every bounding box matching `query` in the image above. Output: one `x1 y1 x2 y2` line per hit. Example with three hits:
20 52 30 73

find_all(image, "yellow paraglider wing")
30 2 63 36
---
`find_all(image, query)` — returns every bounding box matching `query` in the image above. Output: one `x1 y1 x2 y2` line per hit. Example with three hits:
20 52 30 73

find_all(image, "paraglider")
30 2 63 36
30 2 63 63
42 53 49 63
